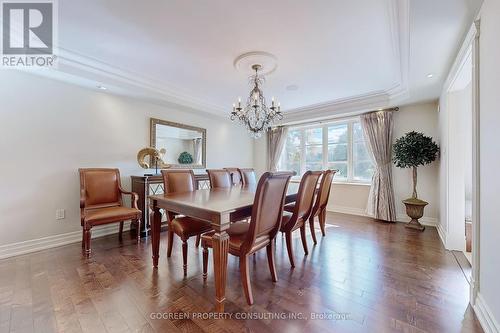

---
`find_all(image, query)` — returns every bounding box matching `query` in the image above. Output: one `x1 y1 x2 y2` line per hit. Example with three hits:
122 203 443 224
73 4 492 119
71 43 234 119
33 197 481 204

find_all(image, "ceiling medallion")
231 53 282 138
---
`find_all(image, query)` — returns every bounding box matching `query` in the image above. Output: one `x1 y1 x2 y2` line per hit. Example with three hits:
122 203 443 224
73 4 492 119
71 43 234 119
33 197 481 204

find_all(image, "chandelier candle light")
231 64 283 138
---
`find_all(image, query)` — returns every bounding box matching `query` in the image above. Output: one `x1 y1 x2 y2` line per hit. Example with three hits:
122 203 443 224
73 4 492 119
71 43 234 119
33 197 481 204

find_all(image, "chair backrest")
224 167 242 185
242 171 293 253
161 169 196 194
313 169 336 212
206 169 232 188
292 171 322 222
79 168 122 209
238 168 257 186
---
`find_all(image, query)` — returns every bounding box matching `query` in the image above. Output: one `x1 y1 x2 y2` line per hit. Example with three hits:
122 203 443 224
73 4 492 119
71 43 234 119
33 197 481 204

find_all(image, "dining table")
149 182 301 312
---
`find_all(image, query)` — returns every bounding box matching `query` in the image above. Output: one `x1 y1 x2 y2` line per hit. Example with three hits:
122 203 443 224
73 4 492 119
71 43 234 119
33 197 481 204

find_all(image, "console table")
131 173 210 236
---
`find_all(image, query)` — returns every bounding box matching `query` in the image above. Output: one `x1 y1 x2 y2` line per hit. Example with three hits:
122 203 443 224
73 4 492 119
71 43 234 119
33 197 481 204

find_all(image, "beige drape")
193 138 202 164
361 111 397 222
267 127 288 171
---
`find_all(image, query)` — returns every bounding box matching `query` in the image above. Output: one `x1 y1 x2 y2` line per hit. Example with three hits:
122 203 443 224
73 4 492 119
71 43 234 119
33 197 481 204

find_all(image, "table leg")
151 200 161 268
212 213 230 312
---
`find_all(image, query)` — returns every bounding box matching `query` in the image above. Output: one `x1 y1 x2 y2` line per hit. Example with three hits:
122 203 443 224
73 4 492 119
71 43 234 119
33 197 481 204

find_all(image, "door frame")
440 20 480 304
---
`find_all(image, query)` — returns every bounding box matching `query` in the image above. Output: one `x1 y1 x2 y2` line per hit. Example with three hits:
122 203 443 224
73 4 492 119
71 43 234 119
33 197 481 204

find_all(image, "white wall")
253 102 440 223
0 70 253 247
478 0 500 328
392 102 440 223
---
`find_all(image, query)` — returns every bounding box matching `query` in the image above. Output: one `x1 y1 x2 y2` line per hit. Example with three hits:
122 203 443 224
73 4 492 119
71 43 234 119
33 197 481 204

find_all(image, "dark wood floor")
0 213 483 333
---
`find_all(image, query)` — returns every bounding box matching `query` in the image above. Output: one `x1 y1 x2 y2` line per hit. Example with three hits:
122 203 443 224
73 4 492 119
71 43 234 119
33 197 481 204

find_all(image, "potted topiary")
178 151 194 164
393 131 439 231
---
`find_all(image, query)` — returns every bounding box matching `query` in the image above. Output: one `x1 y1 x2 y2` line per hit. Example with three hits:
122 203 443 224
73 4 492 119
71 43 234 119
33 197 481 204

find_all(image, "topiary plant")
178 151 194 164
393 131 439 199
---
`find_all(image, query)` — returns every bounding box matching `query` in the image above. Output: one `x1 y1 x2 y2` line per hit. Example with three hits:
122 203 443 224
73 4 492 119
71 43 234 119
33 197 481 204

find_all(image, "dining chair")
201 171 293 305
206 169 232 188
224 167 242 185
285 170 336 244
280 170 322 268
161 169 213 276
79 168 141 256
238 168 257 186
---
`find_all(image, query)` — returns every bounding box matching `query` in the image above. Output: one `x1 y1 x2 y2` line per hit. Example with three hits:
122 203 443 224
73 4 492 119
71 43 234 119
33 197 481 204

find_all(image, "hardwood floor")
0 213 483 333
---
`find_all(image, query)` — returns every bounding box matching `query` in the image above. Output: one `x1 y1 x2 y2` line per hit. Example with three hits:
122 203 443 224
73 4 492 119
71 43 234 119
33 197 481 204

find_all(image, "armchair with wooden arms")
79 168 142 256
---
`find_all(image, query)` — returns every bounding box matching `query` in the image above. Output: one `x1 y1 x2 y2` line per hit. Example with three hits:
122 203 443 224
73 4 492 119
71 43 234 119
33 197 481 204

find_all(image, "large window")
278 118 374 183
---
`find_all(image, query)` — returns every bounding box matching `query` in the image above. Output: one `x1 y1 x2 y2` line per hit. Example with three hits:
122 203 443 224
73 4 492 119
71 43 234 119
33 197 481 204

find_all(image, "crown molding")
16 0 410 120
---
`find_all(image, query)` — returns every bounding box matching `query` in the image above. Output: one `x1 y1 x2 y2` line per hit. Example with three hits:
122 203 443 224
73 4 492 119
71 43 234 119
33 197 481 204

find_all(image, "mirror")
150 118 206 169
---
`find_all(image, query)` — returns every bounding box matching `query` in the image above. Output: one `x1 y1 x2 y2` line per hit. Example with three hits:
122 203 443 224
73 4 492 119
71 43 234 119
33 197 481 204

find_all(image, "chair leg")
119 221 124 240
266 242 278 282
81 228 85 248
309 216 317 245
195 235 201 248
182 240 188 277
167 228 174 257
319 209 327 236
83 225 92 257
202 246 208 280
285 231 295 268
300 225 308 255
240 254 253 305
135 219 141 243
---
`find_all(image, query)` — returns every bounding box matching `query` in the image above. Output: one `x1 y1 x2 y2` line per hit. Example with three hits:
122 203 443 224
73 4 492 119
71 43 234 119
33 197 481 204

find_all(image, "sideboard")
131 173 210 236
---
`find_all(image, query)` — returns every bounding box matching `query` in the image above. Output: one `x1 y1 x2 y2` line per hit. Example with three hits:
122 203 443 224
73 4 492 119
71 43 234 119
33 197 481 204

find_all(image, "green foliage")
178 151 194 164
393 131 439 168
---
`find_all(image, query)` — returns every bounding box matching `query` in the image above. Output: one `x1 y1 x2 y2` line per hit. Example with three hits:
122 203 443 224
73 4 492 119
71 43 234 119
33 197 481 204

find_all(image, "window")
278 118 374 183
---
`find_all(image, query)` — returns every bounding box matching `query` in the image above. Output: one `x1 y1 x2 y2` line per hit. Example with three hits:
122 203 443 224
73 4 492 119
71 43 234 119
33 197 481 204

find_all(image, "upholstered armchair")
79 168 141 256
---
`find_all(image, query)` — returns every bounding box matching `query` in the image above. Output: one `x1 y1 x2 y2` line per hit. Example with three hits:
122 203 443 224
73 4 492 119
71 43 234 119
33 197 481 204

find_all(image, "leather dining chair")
224 167 242 186
309 170 336 243
161 169 213 276
285 170 336 244
206 169 232 188
201 171 293 305
79 168 141 256
238 168 257 186
280 170 322 268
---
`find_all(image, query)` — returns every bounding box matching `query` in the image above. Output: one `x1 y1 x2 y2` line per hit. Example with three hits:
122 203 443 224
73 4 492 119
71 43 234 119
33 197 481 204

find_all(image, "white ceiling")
38 0 482 120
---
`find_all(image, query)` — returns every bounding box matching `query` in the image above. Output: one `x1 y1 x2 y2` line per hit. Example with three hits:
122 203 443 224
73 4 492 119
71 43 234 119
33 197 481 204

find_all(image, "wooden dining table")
149 182 300 312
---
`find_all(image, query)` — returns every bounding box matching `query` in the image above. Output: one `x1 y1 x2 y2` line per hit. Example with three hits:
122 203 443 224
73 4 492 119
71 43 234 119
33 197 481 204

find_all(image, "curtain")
193 138 202 164
267 126 288 171
361 111 397 222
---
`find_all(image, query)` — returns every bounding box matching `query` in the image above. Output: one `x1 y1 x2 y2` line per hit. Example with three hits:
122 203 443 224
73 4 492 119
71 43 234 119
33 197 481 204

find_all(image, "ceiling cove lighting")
231 64 283 138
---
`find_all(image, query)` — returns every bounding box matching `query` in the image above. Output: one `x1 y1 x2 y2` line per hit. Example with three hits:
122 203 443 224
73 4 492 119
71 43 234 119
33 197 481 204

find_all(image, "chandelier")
231 64 283 138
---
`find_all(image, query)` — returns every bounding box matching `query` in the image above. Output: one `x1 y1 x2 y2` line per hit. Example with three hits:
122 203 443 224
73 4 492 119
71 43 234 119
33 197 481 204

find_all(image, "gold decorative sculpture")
137 147 170 172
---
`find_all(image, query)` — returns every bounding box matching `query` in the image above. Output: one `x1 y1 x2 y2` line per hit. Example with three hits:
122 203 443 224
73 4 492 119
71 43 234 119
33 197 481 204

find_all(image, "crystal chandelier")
231 64 283 138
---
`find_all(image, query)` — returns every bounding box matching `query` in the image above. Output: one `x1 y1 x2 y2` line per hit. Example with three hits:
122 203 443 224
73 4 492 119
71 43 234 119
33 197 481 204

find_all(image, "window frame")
279 117 373 185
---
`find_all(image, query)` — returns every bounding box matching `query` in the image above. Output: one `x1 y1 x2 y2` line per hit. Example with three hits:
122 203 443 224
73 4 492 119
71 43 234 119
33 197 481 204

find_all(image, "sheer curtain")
193 138 202 164
360 111 397 222
267 126 288 171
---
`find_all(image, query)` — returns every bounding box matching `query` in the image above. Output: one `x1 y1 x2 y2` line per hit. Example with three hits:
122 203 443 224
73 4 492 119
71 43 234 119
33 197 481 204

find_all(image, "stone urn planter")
402 197 428 231
393 132 439 232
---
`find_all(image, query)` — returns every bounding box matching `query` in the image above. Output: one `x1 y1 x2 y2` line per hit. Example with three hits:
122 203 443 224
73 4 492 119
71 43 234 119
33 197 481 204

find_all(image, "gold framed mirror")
150 118 206 169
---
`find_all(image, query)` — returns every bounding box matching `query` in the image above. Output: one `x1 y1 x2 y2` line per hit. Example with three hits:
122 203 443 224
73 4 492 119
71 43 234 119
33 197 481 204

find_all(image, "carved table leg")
212 213 230 313
151 200 162 268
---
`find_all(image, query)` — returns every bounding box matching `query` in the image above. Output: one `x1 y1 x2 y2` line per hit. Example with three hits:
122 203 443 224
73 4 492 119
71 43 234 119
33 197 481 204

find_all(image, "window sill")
290 179 371 186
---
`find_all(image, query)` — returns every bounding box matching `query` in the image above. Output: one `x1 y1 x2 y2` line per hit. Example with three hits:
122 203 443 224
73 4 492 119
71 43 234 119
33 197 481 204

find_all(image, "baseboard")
326 205 439 227
326 205 367 217
436 222 447 247
0 223 131 260
474 293 500 333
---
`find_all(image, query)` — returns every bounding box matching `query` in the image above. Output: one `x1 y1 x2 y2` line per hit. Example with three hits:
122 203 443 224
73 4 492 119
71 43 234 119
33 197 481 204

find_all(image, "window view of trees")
278 119 374 183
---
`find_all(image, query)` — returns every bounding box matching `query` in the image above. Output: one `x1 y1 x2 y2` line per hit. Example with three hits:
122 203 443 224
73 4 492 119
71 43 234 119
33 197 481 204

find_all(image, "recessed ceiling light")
97 85 107 90
426 74 434 78
377 108 384 111
286 84 299 91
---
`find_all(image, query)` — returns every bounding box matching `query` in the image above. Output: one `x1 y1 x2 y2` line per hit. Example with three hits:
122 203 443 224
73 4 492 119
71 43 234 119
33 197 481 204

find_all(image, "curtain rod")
274 107 399 129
